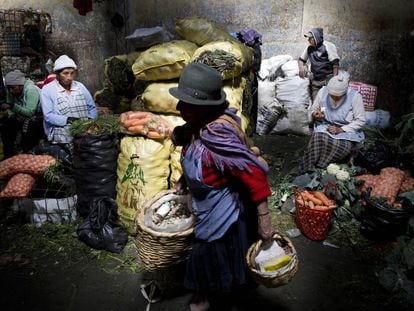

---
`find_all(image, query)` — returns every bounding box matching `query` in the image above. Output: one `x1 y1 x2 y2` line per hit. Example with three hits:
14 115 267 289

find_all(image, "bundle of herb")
69 114 120 137
104 56 135 92
194 50 236 74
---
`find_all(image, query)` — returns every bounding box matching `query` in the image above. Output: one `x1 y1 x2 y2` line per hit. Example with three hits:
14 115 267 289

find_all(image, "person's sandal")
189 299 210 311
140 281 163 311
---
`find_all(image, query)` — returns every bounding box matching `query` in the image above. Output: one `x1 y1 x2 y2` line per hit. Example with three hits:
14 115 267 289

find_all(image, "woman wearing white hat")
40 55 97 146
298 72 366 173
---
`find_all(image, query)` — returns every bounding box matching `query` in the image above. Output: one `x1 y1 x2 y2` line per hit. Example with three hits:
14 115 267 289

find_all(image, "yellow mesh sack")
223 76 246 111
142 82 180 115
162 115 186 187
132 40 198 81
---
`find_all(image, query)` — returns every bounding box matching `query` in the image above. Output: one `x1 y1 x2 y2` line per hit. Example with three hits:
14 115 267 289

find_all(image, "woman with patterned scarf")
169 62 274 311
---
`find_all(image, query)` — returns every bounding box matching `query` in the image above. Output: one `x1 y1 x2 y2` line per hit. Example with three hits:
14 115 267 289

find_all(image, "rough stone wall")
1 0 122 93
302 0 414 115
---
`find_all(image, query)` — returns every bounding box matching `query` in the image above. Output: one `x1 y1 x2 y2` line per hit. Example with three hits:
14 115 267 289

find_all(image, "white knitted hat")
53 55 77 72
327 73 349 96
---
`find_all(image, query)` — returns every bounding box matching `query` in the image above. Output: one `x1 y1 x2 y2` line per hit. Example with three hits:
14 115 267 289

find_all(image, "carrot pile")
119 111 173 140
295 190 336 211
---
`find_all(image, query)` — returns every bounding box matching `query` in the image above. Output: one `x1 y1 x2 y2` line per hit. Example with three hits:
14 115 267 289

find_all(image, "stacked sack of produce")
256 55 290 135
174 16 256 134
115 16 257 235
256 56 311 136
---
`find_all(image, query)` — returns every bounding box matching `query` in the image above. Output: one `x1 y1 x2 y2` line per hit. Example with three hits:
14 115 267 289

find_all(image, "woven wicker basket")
135 190 194 272
246 232 298 288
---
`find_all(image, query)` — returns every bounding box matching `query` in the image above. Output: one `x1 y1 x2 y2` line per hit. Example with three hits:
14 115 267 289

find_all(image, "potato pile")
0 154 56 198
355 167 414 207
0 173 36 198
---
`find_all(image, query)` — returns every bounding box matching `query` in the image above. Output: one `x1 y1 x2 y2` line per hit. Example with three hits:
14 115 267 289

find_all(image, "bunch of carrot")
296 190 336 211
119 111 172 140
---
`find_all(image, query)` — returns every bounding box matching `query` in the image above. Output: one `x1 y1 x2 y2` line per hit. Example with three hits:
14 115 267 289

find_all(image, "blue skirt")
184 209 256 293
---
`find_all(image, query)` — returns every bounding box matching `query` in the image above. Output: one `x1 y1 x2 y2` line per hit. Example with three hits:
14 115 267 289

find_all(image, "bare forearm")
257 200 270 215
256 199 274 242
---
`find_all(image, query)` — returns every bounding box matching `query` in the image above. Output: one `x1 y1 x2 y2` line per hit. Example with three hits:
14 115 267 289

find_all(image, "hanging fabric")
73 0 93 16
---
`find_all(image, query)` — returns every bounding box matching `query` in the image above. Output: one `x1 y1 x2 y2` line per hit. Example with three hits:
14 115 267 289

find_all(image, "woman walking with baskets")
169 62 275 311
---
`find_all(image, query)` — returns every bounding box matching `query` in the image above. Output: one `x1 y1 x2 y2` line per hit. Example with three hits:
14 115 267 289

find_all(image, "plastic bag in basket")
143 192 194 233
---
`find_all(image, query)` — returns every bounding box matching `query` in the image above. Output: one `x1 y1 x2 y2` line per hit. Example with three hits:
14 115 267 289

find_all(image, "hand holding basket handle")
173 174 189 195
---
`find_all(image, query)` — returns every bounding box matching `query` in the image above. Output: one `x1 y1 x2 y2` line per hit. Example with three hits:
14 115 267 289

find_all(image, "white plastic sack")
275 76 310 108
258 55 293 80
365 109 390 129
257 79 281 135
257 99 284 135
258 79 276 109
271 76 311 135
270 107 310 135
143 193 194 233
281 60 299 78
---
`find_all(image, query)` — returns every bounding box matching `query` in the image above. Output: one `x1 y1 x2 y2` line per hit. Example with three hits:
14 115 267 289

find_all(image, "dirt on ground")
0 134 412 311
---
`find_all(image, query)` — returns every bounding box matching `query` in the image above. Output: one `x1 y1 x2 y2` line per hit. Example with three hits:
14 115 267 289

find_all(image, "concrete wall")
2 0 413 116
302 0 414 115
128 0 414 115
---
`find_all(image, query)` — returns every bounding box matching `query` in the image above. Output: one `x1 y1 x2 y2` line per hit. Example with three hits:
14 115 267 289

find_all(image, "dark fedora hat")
169 62 226 106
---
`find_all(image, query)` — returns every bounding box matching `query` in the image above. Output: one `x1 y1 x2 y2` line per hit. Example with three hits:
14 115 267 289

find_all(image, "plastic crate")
349 81 377 112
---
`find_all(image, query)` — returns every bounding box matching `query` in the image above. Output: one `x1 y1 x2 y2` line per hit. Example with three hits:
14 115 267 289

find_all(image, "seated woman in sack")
298 72 366 174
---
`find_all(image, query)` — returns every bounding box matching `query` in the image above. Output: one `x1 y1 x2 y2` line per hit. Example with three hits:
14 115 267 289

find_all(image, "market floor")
0 134 412 311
